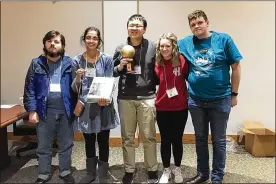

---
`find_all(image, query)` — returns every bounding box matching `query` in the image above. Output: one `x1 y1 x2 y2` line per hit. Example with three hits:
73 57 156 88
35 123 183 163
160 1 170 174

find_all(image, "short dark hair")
43 30 65 47
127 14 147 28
187 10 208 25
42 30 65 56
80 26 103 48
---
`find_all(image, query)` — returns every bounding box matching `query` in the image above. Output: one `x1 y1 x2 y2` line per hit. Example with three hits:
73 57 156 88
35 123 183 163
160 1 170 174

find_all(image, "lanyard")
47 58 62 84
131 44 142 66
163 64 176 90
136 44 142 66
85 52 98 70
81 52 98 97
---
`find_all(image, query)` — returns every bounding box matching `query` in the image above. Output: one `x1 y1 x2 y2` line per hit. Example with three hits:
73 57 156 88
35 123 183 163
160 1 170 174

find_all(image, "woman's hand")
97 98 109 106
75 68 86 83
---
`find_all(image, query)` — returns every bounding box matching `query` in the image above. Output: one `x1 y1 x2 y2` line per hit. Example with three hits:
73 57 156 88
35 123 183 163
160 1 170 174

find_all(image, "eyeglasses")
85 36 99 41
128 25 144 29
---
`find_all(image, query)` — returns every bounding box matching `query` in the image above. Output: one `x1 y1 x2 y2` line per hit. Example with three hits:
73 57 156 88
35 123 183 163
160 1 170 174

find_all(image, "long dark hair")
80 26 103 48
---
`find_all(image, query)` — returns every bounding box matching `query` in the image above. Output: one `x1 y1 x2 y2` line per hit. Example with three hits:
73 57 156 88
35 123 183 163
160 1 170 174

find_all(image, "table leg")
0 127 11 171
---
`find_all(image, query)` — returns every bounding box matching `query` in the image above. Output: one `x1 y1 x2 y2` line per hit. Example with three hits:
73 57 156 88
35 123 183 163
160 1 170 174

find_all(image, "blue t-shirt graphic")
193 38 215 75
178 31 243 100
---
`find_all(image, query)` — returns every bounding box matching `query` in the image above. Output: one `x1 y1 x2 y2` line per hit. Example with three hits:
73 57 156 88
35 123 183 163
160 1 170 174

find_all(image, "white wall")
139 1 275 134
1 1 275 135
1 1 103 131
103 1 138 136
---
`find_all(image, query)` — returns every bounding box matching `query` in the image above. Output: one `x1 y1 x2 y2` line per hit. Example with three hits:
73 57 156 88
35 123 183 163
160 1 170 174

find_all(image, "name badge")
134 65 141 75
166 87 178 98
85 68 96 77
50 84 61 92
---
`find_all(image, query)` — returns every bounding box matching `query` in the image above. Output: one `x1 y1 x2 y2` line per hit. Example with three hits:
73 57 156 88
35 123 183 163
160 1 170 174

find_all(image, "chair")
10 117 58 158
12 117 38 157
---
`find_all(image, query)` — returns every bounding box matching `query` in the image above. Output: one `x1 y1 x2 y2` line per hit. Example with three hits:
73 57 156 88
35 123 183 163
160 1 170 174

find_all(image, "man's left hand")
231 96 238 107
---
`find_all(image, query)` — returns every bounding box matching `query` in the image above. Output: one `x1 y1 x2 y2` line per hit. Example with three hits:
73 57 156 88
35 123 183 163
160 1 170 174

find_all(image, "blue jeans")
36 112 74 180
188 95 231 182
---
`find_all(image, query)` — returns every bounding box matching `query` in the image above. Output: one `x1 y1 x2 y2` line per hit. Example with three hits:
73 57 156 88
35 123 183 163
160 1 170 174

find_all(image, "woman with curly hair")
154 32 189 183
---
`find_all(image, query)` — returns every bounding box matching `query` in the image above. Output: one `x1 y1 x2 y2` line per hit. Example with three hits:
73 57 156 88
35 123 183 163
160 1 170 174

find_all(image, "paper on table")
1 104 17 108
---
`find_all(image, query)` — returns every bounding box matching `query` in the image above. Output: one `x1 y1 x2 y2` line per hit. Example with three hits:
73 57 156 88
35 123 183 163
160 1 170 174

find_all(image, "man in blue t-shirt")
178 10 242 184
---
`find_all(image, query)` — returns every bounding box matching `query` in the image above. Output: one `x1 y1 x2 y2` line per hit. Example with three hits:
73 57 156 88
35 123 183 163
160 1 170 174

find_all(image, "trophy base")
126 71 136 74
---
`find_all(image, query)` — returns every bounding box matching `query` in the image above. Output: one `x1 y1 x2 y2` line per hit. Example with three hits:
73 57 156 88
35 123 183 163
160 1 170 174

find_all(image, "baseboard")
155 133 239 144
7 132 240 147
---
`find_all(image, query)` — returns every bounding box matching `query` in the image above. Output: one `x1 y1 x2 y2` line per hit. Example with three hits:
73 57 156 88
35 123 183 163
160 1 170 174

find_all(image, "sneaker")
185 174 210 184
159 168 171 183
172 166 183 183
122 172 134 184
147 171 159 184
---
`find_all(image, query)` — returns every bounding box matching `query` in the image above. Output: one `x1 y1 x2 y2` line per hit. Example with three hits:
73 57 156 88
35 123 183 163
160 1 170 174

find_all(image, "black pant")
156 109 188 168
83 130 110 162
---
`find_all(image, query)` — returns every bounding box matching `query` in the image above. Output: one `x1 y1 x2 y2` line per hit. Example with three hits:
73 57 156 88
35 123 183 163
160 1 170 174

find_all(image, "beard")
43 46 65 58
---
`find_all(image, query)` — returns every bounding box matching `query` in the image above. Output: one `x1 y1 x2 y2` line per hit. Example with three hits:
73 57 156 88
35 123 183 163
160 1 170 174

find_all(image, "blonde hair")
156 32 180 67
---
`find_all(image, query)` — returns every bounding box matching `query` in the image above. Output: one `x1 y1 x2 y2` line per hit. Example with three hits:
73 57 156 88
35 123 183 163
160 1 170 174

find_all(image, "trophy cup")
121 45 135 73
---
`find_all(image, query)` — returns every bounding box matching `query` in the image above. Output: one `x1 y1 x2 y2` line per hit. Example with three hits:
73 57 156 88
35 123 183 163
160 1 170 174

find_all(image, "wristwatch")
232 92 238 96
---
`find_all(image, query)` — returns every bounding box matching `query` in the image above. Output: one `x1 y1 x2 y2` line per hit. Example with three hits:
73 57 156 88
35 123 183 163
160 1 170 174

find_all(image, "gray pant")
118 99 158 173
36 112 74 180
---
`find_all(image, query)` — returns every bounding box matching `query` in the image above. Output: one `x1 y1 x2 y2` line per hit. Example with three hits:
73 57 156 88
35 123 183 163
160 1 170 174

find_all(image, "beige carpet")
1 141 275 183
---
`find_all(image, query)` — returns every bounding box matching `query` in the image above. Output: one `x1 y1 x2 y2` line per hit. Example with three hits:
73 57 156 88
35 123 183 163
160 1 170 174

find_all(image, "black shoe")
122 172 134 184
35 178 50 184
185 174 210 184
147 171 159 184
59 173 75 184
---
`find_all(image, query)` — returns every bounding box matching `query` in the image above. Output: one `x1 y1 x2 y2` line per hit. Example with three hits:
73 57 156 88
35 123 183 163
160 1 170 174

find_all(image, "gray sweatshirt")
113 37 159 100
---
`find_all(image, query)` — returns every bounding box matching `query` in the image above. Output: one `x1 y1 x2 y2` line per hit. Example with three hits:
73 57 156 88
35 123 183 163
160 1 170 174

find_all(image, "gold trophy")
121 45 135 73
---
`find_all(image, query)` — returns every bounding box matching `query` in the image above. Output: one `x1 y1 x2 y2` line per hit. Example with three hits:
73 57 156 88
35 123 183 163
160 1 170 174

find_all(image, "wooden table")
0 105 28 170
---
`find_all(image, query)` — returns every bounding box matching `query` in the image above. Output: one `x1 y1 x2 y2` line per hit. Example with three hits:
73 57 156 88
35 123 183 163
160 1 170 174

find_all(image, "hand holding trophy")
121 45 135 73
